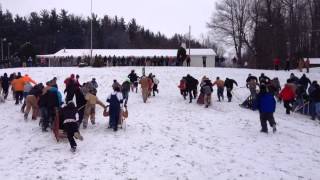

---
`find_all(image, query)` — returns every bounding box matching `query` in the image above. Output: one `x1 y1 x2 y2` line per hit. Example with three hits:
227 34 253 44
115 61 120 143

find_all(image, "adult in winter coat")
139 76 150 103
298 74 311 91
152 75 159 96
121 79 131 106
185 74 199 103
305 58 310 73
22 74 37 85
106 86 124 131
298 58 304 72
224 78 238 102
11 75 25 105
309 83 320 120
64 74 76 102
212 77 224 101
177 43 187 66
254 84 277 133
75 87 87 125
21 82 33 112
273 57 280 70
39 84 60 132
287 73 299 85
1 73 9 99
201 78 213 108
258 73 271 84
83 90 106 129
279 81 296 114
128 70 139 93
60 101 83 152
24 83 44 120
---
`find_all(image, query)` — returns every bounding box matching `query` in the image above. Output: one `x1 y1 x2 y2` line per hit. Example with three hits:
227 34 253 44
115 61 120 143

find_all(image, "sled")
240 95 257 110
197 93 204 104
103 107 129 131
53 110 67 142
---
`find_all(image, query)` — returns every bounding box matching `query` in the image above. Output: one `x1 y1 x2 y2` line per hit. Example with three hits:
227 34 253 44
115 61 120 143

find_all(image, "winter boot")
74 132 84 141
24 113 28 120
272 125 277 133
70 146 76 153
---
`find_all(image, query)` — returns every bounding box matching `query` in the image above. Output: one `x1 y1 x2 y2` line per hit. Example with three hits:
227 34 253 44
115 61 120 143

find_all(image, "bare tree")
208 0 252 62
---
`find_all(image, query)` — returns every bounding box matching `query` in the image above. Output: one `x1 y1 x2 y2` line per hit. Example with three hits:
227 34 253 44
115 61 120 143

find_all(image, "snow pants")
226 88 232 102
284 100 293 114
260 112 276 132
109 108 120 131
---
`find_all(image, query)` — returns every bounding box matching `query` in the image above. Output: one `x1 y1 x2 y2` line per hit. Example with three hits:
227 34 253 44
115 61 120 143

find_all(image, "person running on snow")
258 73 271 85
201 77 213 108
106 86 124 131
139 75 151 103
279 80 296 115
22 74 37 85
64 74 77 102
128 70 139 93
21 82 33 112
185 74 199 103
121 79 131 106
298 74 311 91
1 73 9 99
178 77 187 100
152 75 159 96
24 83 44 120
60 101 83 152
83 89 106 129
224 78 238 102
212 77 224 101
254 84 277 133
75 85 87 125
11 74 25 105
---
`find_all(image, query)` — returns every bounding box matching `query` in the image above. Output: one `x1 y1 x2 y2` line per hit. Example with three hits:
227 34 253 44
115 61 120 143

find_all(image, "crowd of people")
177 72 320 134
0 69 160 152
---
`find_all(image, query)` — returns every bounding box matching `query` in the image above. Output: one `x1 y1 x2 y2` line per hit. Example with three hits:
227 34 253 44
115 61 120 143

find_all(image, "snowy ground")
0 67 320 180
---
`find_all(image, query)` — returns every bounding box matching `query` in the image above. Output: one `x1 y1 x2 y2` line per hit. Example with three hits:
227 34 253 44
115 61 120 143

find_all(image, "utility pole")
188 25 191 57
90 0 93 63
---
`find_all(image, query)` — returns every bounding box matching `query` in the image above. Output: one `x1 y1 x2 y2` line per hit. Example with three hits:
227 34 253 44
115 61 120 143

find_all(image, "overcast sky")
1 0 216 40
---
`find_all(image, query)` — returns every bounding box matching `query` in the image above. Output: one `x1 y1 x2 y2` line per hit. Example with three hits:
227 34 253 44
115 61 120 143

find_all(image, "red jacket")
279 85 295 101
178 80 186 90
274 58 280 65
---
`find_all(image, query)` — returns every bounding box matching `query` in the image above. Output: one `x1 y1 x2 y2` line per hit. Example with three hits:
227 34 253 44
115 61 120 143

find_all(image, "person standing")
177 43 187 66
224 78 238 102
128 70 139 93
64 74 76 102
11 74 25 105
1 73 9 99
254 84 277 133
298 58 304 72
121 79 131 106
305 58 310 73
273 57 280 71
285 57 290 71
106 86 123 131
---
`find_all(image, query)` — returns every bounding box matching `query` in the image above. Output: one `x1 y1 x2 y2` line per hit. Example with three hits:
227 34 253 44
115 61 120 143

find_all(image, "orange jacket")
11 78 26 91
22 75 36 85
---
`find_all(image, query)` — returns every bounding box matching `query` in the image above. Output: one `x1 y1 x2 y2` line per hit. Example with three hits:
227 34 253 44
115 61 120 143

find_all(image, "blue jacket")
49 87 63 105
255 92 276 113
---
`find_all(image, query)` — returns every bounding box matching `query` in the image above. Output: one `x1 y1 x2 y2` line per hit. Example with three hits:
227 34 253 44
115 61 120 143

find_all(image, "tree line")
208 0 320 69
0 6 202 61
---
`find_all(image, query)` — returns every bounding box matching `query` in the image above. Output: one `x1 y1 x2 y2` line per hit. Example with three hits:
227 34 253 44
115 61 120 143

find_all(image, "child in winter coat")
83 90 106 129
121 79 131 106
178 77 187 100
255 84 277 133
106 86 124 131
279 81 296 114
60 101 83 152
152 75 159 96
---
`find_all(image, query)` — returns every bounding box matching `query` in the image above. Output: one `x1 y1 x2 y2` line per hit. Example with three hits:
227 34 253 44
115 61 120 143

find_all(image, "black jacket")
186 75 199 91
1 75 9 89
299 76 311 89
310 86 320 102
128 72 138 83
246 76 258 83
61 103 77 121
224 79 238 89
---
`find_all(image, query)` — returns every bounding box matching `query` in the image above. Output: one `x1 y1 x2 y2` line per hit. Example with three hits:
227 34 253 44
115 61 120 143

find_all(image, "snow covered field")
0 66 320 180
